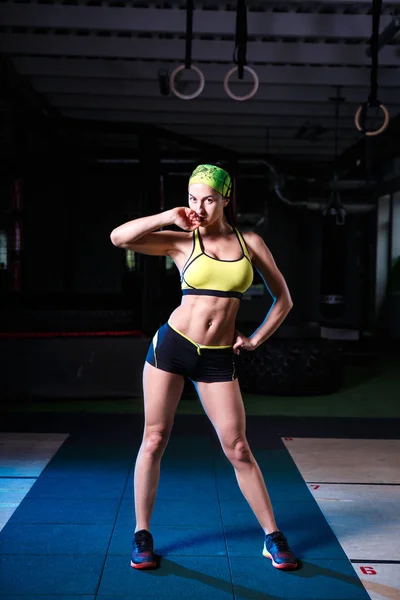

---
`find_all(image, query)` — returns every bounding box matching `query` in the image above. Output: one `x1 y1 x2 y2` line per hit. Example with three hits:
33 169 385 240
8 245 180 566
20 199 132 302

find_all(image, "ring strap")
234 0 248 80
185 0 194 70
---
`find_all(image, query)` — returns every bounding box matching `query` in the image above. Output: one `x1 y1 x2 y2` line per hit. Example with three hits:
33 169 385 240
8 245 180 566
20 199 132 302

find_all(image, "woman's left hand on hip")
233 331 257 355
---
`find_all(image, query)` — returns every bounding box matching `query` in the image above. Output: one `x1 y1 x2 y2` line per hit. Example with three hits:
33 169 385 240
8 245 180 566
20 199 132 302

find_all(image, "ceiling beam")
0 6 393 39
59 109 369 133
47 94 400 118
13 58 400 87
1 35 399 66
175 136 348 150
222 146 336 155
30 76 400 105
60 116 238 158
59 108 386 132
163 125 357 140
266 0 399 6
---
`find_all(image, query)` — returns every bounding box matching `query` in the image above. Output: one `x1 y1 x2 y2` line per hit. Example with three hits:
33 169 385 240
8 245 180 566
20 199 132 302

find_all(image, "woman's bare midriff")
169 295 240 346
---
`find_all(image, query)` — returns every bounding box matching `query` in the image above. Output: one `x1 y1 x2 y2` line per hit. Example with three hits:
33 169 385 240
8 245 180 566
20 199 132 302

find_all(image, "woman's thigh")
142 362 185 434
194 379 246 446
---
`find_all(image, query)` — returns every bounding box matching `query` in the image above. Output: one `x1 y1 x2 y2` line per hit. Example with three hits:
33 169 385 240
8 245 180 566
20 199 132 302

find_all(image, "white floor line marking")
0 432 69 531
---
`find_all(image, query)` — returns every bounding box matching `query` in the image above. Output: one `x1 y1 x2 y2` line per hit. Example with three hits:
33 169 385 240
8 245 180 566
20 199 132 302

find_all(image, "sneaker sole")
262 548 298 570
130 559 157 570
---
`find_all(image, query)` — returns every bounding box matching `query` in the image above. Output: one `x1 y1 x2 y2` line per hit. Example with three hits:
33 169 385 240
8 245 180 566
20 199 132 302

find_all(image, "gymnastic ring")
223 66 259 102
354 103 390 137
169 64 205 100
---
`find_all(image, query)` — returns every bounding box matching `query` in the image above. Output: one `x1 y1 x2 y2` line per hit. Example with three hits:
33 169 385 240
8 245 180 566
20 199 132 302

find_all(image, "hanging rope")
224 0 259 101
354 0 389 136
170 0 205 100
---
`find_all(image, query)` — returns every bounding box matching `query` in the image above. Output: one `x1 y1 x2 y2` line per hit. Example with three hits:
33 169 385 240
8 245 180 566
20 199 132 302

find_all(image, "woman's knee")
223 434 252 465
142 427 171 457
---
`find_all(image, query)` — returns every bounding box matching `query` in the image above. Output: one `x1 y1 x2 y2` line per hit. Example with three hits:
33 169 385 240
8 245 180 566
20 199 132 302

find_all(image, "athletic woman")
110 164 297 571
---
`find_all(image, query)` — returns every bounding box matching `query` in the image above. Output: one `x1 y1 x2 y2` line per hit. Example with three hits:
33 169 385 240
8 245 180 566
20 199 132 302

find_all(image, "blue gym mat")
0 413 374 600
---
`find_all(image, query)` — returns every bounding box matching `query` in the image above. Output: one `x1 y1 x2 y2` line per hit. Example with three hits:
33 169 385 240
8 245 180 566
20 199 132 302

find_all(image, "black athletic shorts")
145 321 237 383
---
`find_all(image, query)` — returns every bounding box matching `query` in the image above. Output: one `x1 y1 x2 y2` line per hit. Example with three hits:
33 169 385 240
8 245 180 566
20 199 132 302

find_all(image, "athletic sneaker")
131 529 157 569
262 531 298 570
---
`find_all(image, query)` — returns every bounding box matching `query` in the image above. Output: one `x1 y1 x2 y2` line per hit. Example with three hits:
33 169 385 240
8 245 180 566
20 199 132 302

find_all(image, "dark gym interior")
0 1 399 599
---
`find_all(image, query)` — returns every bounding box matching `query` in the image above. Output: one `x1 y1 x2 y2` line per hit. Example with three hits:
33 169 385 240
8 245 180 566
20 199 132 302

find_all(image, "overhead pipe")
238 158 376 213
366 15 400 56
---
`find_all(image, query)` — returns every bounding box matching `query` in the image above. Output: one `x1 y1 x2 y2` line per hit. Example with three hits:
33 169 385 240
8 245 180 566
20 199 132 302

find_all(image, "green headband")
188 164 232 199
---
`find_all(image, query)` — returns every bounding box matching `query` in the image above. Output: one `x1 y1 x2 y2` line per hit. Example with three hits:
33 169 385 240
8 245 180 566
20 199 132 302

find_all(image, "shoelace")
134 532 153 553
273 539 290 552
268 534 290 553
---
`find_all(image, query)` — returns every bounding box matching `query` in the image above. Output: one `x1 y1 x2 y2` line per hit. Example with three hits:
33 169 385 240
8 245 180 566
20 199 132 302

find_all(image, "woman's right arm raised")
110 207 201 256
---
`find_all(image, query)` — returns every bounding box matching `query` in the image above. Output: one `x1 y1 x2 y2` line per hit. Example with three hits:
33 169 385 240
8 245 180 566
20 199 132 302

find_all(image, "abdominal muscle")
168 295 240 346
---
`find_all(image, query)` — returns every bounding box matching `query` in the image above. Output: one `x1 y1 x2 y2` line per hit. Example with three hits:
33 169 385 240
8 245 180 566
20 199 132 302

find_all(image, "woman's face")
188 183 227 227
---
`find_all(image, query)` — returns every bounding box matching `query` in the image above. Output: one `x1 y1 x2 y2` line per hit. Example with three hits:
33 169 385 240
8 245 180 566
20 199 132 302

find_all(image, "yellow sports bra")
181 228 254 300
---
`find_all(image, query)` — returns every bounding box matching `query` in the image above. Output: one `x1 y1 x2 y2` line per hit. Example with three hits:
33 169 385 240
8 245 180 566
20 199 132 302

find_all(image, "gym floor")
1 360 399 600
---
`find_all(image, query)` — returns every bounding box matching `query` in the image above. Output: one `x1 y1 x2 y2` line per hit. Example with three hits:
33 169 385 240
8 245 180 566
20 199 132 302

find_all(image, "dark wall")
237 196 374 330
22 164 133 297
